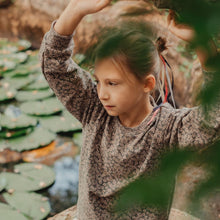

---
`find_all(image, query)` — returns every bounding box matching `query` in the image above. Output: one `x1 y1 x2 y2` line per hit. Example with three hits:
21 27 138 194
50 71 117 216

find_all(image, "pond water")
48 155 80 216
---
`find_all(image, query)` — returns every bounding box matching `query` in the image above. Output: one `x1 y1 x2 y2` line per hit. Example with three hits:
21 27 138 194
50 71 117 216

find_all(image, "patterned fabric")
39 22 220 220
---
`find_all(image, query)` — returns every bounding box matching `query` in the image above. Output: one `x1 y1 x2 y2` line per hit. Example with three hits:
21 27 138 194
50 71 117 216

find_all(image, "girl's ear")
143 74 156 93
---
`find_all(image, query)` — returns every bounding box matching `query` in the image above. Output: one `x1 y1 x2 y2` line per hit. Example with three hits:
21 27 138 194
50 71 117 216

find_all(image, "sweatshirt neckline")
115 106 160 133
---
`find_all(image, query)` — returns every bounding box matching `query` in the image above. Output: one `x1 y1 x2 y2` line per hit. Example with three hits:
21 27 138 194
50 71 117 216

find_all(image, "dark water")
47 155 80 217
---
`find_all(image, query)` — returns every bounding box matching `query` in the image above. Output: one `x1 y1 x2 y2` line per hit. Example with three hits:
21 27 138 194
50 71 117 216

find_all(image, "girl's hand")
167 10 195 43
55 0 112 36
71 0 112 17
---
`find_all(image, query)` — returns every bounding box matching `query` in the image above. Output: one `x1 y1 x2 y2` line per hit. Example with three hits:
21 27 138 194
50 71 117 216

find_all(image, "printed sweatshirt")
39 22 220 220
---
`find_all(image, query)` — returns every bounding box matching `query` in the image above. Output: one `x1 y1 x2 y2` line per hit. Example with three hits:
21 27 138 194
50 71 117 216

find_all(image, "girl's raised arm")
39 0 111 124
54 0 112 36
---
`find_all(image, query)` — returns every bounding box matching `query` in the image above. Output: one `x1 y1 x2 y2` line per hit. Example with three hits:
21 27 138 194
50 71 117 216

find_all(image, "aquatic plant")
20 98 64 116
0 163 55 220
0 127 55 152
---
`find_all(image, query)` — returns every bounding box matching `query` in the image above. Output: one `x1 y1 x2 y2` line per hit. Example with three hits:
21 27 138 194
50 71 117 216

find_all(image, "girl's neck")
118 97 153 128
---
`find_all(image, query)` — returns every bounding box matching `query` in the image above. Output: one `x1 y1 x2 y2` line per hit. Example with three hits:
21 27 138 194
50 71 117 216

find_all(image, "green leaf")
23 76 49 90
39 110 82 133
0 127 34 139
14 163 56 189
0 127 55 152
0 202 13 210
0 39 31 53
20 98 64 116
3 192 50 220
3 64 35 77
0 87 17 101
16 40 31 51
16 89 54 102
0 52 28 64
0 172 41 192
0 203 28 220
0 75 36 90
0 163 55 192
0 176 7 192
0 114 37 130
73 132 83 148
0 60 16 74
190 141 220 202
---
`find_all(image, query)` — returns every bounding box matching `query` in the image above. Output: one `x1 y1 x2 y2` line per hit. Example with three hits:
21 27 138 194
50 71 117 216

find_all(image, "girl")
39 0 219 219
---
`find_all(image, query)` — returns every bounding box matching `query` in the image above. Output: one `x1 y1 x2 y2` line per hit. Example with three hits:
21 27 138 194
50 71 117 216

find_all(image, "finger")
96 0 112 11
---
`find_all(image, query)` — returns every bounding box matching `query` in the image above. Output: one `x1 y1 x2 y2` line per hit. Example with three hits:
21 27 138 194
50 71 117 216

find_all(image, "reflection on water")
48 155 80 215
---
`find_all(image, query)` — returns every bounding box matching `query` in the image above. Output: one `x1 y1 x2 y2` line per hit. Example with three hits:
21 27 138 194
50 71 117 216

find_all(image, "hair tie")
160 54 176 108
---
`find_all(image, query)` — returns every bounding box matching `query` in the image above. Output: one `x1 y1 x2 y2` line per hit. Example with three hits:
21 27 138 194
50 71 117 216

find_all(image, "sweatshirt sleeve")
164 101 220 150
39 21 100 125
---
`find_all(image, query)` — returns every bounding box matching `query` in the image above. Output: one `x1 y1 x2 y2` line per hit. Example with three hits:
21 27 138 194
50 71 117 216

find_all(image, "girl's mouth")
104 105 115 110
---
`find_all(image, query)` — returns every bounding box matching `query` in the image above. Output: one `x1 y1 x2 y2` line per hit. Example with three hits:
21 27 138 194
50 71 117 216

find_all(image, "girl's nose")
98 86 109 101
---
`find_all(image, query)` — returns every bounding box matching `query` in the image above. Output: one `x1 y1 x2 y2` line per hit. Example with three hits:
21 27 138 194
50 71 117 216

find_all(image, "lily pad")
0 163 55 192
0 60 16 73
0 173 35 192
0 127 56 152
0 75 36 90
14 162 55 187
0 177 7 192
23 76 49 90
21 61 41 74
0 46 18 54
0 127 34 139
0 114 37 130
0 39 18 54
0 52 29 64
0 203 28 220
73 132 83 148
2 64 34 77
20 98 64 116
0 87 17 101
16 40 31 52
39 111 82 133
16 89 54 102
3 192 50 220
0 203 12 210
26 51 40 64
0 39 31 52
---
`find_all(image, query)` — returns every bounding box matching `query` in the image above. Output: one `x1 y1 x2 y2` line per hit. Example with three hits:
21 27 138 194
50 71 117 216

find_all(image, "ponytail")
156 37 167 54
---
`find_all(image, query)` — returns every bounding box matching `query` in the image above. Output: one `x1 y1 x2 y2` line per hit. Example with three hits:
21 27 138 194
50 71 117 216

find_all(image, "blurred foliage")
115 0 220 217
190 141 220 205
116 150 194 210
116 141 220 215
171 0 220 107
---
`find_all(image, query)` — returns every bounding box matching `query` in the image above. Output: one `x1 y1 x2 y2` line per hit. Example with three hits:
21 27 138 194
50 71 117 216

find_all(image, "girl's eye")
109 82 117 86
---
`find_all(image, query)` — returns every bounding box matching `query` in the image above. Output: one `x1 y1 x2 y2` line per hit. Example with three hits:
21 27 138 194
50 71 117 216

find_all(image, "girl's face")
94 58 153 122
